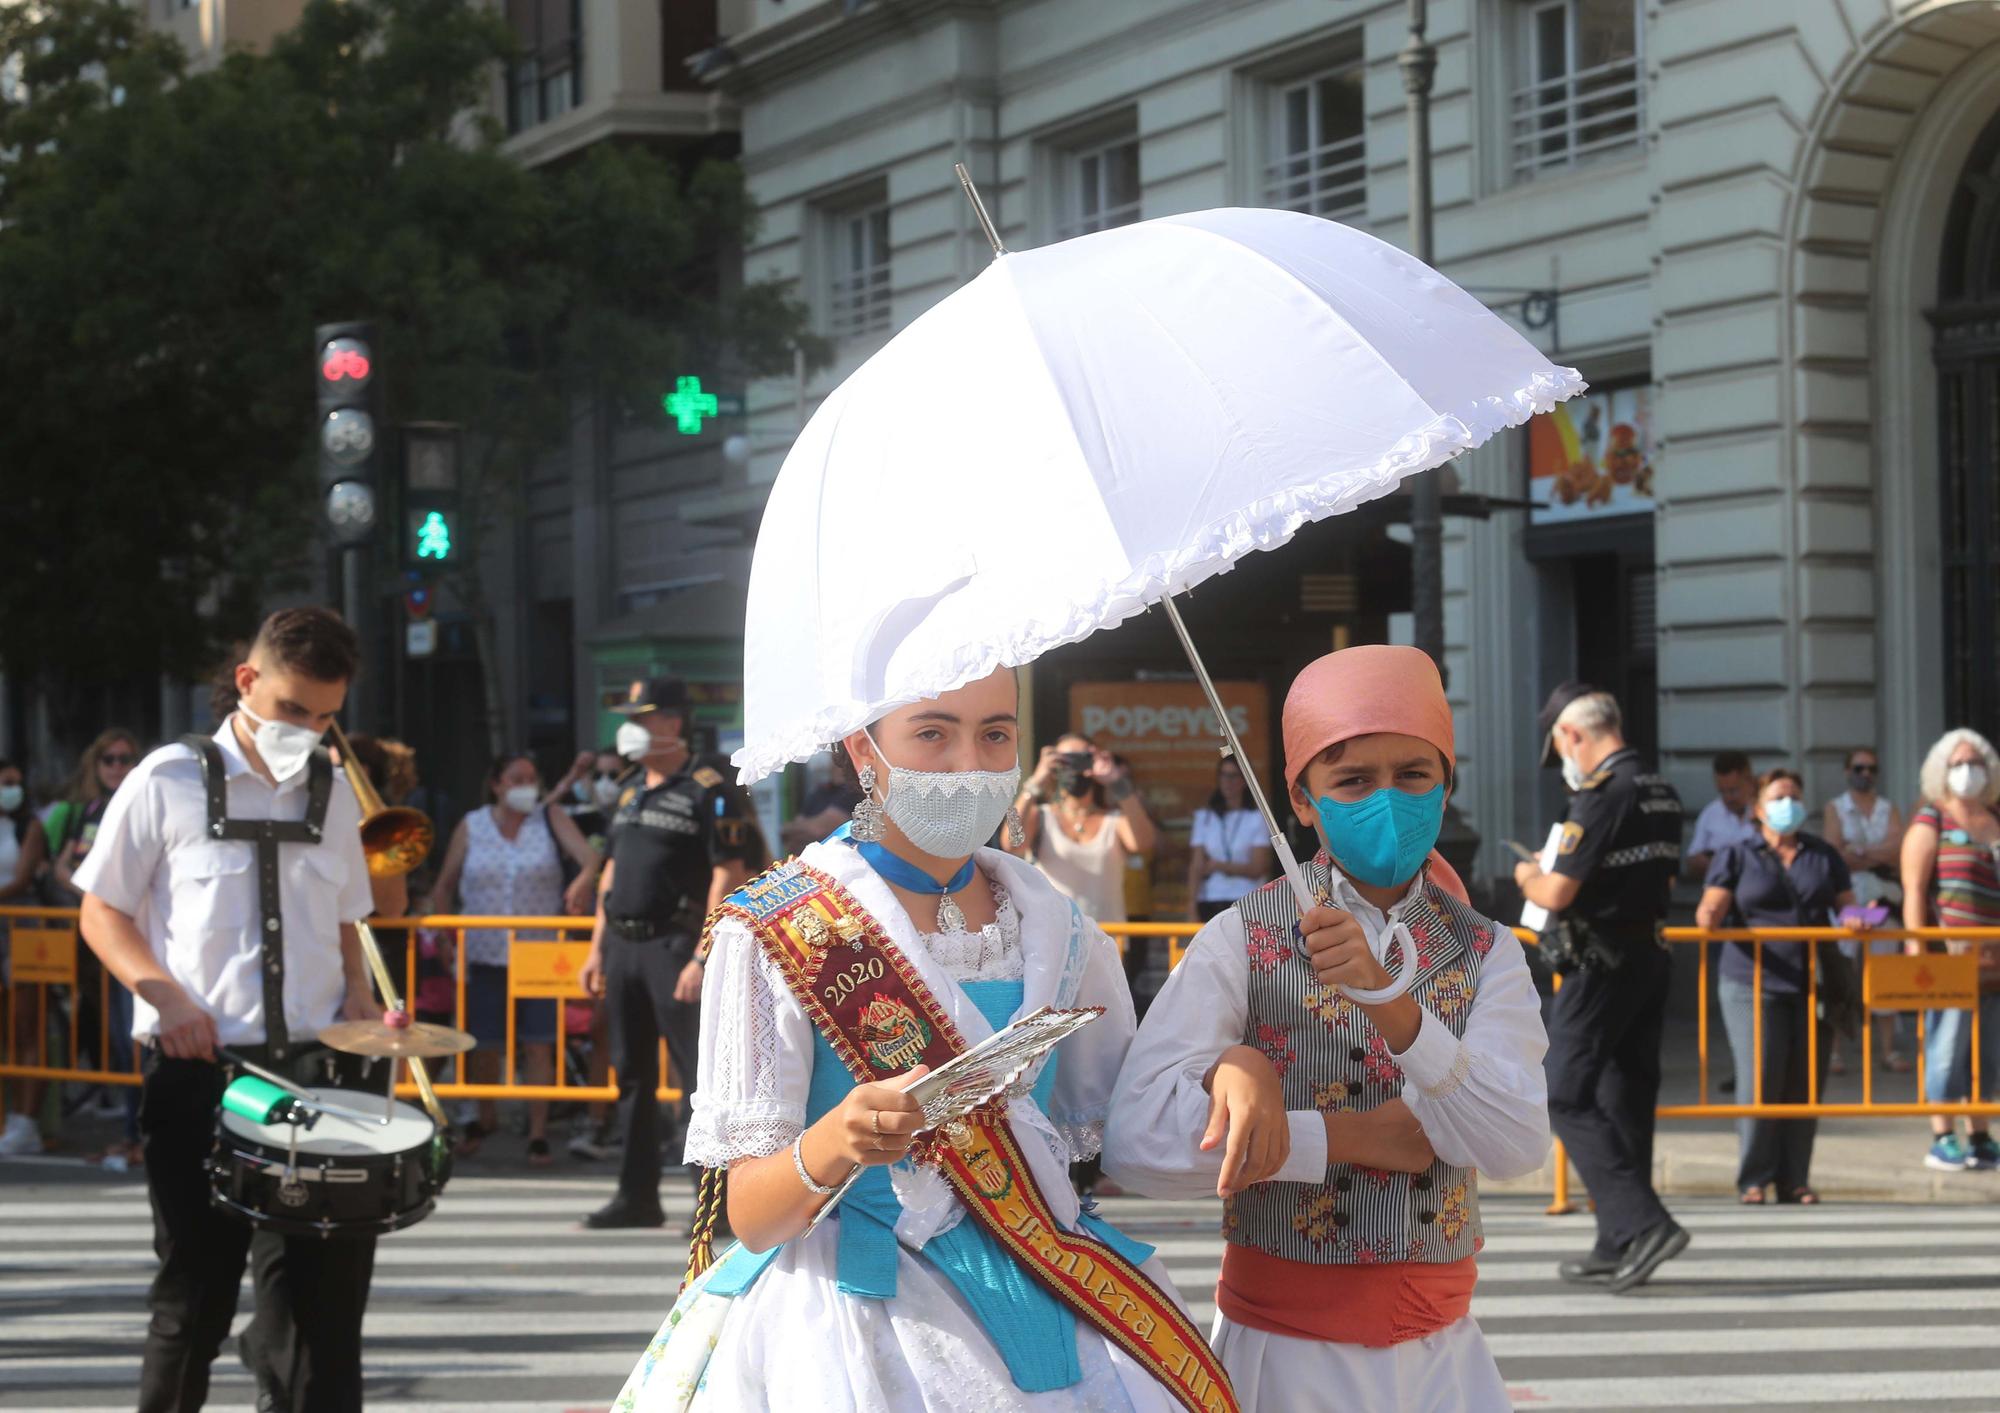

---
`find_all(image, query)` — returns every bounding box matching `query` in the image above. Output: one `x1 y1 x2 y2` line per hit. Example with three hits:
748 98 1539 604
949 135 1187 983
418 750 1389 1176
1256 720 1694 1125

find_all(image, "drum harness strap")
180 734 334 1067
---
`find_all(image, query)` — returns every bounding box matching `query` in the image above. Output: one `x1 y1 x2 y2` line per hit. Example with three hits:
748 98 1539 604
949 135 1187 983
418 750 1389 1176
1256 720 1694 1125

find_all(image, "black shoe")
584 1198 666 1230
1557 1252 1621 1284
1607 1218 1688 1294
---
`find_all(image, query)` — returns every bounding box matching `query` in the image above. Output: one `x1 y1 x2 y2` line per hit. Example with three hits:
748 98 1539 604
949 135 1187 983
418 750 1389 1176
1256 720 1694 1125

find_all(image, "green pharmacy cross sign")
664 375 721 435
661 376 743 435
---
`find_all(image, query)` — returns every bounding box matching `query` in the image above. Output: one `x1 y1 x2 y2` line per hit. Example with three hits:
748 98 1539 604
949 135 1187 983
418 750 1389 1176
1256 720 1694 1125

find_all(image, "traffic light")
401 422 461 573
315 322 378 547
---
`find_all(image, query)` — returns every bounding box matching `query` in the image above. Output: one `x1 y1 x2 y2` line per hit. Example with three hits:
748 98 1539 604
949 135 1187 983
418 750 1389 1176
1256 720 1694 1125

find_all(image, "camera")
1057 750 1095 774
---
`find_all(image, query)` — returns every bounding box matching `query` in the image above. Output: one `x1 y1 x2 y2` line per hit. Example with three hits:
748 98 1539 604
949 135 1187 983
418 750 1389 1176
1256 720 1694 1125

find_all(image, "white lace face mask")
862 729 1019 857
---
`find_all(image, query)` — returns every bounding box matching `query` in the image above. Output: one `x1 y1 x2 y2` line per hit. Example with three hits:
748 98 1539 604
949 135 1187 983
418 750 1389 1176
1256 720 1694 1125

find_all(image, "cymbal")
318 1019 476 1059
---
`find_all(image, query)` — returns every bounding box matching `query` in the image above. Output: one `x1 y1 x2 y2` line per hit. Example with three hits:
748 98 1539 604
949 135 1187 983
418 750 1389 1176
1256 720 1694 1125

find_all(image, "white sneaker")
0 1113 41 1156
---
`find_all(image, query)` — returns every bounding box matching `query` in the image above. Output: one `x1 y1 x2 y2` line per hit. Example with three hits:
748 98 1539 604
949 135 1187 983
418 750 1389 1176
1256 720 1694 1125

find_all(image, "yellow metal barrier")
17 905 1990 1216
1530 925 2000 1216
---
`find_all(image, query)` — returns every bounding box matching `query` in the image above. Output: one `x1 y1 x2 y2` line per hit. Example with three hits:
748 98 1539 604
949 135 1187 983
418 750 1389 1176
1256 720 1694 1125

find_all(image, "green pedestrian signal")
415 510 452 560
663 375 720 435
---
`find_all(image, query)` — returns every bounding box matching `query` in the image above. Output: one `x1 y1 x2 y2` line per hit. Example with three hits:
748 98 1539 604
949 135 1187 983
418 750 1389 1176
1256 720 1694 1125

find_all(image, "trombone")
325 720 449 1130
326 721 434 877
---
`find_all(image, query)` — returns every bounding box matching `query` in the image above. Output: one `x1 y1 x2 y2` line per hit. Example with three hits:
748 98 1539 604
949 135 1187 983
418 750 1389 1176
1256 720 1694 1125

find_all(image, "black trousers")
605 936 705 1210
137 1047 378 1413
1544 941 1673 1256
1719 977 1832 1194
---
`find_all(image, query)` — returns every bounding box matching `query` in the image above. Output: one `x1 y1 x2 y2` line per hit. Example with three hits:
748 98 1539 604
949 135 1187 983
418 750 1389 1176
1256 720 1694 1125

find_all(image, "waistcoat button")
1418 1211 1437 1224
1348 1047 1366 1062
1412 1174 1433 1191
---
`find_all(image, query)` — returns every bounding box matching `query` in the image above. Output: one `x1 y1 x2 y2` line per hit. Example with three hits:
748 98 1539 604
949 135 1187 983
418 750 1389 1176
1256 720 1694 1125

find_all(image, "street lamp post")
1395 2 1483 882
1399 0 1445 681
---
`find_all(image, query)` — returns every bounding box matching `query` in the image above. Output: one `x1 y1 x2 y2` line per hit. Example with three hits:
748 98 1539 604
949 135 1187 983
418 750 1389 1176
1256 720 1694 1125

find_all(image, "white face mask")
593 775 623 808
1948 762 1990 800
1558 737 1588 792
0 784 22 813
502 784 540 814
237 702 323 783
615 720 655 762
863 729 1019 858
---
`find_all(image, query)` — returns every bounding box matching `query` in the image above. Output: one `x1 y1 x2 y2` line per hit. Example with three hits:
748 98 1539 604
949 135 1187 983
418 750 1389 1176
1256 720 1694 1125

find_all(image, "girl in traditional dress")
614 665 1223 1413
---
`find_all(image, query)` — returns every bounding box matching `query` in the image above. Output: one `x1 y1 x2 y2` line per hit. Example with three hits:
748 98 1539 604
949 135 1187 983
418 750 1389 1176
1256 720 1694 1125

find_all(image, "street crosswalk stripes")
3 1171 1997 1410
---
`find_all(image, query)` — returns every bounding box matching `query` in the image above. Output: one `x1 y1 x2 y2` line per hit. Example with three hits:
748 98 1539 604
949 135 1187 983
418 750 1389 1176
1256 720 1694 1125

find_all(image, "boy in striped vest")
1105 646 1551 1411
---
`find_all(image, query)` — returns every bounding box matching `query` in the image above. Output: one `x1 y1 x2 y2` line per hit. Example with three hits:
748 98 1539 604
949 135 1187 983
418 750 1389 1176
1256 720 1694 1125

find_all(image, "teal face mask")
1313 783 1447 889
1762 796 1806 836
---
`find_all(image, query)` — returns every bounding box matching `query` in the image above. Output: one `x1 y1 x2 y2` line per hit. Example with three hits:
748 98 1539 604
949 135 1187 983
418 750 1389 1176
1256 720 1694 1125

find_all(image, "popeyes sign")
1069 680 1273 916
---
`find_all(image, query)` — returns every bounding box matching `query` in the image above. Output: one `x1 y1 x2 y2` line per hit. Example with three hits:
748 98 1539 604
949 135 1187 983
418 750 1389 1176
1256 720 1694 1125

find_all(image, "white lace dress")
611 841 1186 1413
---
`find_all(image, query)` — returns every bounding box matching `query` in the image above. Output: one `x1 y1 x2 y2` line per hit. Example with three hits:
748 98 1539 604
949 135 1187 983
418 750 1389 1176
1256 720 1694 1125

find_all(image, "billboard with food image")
1527 383 1655 524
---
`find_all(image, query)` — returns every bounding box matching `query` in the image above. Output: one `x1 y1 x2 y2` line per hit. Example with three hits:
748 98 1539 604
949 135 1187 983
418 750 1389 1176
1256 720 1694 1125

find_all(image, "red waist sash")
1216 1245 1476 1348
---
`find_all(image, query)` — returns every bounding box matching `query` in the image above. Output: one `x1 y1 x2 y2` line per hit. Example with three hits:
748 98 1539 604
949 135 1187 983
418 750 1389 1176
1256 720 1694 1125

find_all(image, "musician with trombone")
75 607 385 1413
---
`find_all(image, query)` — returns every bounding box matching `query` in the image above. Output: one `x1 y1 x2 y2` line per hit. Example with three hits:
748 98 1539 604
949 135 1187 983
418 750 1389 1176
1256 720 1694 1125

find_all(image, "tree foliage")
0 0 809 694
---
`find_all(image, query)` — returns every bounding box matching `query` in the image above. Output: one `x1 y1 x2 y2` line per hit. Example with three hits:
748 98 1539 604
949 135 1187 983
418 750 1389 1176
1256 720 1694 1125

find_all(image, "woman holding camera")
1011 733 1157 925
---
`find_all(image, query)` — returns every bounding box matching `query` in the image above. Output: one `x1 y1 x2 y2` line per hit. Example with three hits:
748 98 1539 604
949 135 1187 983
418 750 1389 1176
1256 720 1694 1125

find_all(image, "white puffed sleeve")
680 916 818 1168
1391 925 1551 1181
1042 922 1137 1162
1103 912 1332 1198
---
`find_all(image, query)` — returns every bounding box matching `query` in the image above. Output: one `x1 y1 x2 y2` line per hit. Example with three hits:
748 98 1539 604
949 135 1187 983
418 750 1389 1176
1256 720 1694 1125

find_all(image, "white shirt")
1190 807 1269 902
1688 796 1759 860
1104 861 1551 1195
72 720 374 1046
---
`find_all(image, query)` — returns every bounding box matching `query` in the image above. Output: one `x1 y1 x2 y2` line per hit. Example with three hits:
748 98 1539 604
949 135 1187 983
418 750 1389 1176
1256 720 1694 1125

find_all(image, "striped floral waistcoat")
1223 856 1496 1266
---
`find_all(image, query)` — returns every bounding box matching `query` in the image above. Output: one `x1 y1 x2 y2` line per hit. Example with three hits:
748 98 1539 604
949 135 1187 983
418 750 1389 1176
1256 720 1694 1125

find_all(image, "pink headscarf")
1282 645 1464 903
1282 645 1456 789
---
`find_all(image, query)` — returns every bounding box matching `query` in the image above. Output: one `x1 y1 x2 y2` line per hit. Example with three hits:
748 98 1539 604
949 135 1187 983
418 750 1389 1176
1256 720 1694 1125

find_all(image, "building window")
1056 133 1141 240
824 201 891 341
1510 0 1642 180
507 0 581 133
1263 59 1365 220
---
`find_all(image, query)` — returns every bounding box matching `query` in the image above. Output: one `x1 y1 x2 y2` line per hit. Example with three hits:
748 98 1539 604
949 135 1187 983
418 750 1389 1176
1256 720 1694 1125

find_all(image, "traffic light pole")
341 542 370 734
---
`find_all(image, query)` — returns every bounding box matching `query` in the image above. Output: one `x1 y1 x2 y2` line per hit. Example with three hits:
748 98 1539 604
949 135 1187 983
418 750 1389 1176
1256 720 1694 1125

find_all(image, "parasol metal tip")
953 161 1008 258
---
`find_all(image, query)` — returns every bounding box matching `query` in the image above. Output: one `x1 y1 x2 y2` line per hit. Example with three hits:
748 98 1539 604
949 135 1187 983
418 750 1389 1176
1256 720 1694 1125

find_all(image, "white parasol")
737 171 1583 998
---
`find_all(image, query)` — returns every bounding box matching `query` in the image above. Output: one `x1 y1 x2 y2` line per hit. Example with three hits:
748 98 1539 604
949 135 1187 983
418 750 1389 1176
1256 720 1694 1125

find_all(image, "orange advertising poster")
1527 383 1655 524
1068 681 1272 919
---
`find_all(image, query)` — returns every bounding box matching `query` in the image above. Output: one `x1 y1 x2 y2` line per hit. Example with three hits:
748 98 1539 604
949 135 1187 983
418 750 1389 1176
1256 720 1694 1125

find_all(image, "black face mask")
1848 769 1877 793
1060 772 1095 798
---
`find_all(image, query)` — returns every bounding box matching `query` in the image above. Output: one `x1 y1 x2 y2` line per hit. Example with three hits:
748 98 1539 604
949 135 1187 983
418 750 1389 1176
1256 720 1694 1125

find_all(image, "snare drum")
208 1085 451 1238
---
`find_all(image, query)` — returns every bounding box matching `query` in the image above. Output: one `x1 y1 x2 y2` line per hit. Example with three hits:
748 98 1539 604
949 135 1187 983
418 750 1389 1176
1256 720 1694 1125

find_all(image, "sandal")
527 1136 553 1167
1883 1050 1913 1074
1738 1186 1768 1204
455 1121 488 1157
1782 1187 1821 1205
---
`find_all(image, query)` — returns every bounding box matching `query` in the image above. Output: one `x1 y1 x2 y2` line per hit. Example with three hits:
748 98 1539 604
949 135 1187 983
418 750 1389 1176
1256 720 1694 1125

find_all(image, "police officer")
1514 683 1687 1294
579 677 759 1229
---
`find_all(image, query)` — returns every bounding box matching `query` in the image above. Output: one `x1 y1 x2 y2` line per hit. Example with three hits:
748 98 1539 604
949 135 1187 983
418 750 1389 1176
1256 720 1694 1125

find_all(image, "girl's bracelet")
792 1133 850 1196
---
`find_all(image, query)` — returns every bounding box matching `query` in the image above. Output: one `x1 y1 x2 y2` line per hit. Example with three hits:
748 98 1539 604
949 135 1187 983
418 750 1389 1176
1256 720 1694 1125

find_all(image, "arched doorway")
1931 104 2000 744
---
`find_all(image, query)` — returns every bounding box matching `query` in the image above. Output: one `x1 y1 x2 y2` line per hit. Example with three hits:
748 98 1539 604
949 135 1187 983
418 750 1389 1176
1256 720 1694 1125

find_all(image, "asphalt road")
5 1159 1998 1411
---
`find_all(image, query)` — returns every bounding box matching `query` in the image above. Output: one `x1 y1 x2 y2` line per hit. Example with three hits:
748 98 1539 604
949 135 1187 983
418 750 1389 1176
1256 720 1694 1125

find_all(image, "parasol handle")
1159 595 1414 1003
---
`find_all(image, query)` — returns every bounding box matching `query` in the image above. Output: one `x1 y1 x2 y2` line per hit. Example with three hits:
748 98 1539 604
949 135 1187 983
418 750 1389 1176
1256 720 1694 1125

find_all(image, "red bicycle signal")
320 341 372 385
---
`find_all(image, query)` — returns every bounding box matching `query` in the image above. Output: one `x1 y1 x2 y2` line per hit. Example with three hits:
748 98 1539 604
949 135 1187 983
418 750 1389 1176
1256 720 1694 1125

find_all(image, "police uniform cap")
612 675 689 717
1535 679 1607 766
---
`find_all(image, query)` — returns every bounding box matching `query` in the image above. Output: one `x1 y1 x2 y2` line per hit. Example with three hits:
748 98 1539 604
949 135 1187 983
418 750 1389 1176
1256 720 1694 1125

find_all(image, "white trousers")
1212 1312 1511 1413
